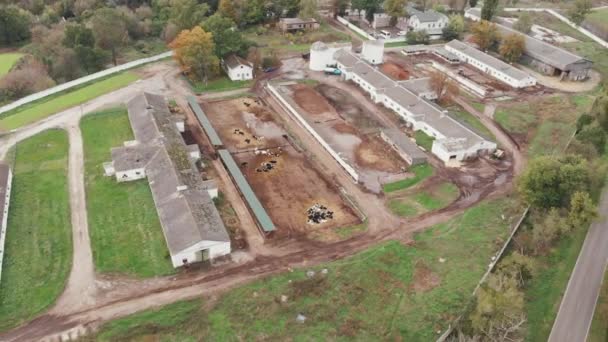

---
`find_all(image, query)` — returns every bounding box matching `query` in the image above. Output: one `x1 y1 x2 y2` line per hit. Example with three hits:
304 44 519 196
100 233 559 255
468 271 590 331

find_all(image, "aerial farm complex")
0 1 606 340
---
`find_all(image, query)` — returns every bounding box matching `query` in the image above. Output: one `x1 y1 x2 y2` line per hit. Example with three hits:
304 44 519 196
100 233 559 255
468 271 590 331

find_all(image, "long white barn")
333 50 497 163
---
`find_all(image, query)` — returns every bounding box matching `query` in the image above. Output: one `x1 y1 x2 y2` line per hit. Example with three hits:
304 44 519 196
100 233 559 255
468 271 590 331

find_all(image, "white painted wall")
0 168 13 283
227 64 253 81
171 240 231 267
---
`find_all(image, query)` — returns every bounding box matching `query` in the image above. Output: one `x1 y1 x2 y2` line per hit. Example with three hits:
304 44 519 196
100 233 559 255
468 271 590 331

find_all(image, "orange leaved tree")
169 26 219 84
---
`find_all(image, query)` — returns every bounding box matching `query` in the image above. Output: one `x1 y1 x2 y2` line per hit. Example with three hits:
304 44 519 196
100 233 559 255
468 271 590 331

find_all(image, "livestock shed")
104 92 231 268
218 149 276 233
465 8 592 81
445 39 537 88
187 95 224 148
381 129 427 165
0 163 13 283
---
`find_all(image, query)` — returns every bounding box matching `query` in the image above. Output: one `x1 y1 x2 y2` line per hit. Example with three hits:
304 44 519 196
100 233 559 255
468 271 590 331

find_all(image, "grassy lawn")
92 198 517 341
494 94 594 156
189 76 253 94
0 53 23 76
383 163 434 193
0 72 139 132
414 130 435 151
0 129 72 332
81 108 174 278
562 41 608 79
524 228 588 342
385 41 407 48
511 11 592 42
388 182 459 217
589 269 608 342
447 106 496 141
584 8 608 37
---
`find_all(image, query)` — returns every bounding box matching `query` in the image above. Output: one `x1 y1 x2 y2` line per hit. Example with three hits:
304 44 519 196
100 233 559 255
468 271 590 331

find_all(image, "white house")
104 93 231 268
407 6 448 38
0 163 13 283
334 49 496 163
223 54 253 81
445 39 537 88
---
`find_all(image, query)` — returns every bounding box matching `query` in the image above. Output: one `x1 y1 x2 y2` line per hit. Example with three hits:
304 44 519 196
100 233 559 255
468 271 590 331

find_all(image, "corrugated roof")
408 5 448 23
446 39 532 81
218 149 275 232
224 54 252 69
187 96 223 147
382 129 427 161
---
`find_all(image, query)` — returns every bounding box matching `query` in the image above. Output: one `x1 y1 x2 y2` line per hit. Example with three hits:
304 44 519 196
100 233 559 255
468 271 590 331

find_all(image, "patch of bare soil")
291 83 334 115
316 84 383 133
409 261 441 293
380 62 410 80
332 121 358 135
354 135 406 173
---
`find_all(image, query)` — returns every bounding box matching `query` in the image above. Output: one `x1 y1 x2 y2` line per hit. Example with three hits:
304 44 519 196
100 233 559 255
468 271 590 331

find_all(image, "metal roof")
446 39 532 81
187 96 223 147
408 5 448 23
382 129 427 162
218 149 276 232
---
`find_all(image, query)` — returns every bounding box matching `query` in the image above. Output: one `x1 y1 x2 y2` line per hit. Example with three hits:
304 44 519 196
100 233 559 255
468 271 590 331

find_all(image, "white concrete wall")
337 16 376 40
0 168 13 283
170 241 231 267
115 168 146 182
227 65 253 81
267 83 360 182
0 51 173 116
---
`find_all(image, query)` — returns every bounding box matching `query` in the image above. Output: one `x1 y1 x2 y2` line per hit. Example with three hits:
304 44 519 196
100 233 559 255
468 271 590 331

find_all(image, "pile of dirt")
381 62 410 80
291 84 334 115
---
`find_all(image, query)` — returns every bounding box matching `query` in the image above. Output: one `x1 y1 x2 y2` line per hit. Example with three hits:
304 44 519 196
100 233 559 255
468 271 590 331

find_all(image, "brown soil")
354 135 406 173
409 261 441 293
204 96 361 241
332 121 358 135
381 62 410 80
290 84 334 116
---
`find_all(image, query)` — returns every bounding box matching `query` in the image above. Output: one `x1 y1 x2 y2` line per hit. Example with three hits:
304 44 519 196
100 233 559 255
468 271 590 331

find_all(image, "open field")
388 181 459 217
244 23 351 54
278 83 408 193
494 94 594 156
0 53 23 76
563 41 608 79
91 198 519 341
203 97 360 241
81 109 174 278
0 72 139 131
584 8 608 39
189 76 253 94
589 269 608 342
508 11 591 42
383 164 434 193
0 129 72 331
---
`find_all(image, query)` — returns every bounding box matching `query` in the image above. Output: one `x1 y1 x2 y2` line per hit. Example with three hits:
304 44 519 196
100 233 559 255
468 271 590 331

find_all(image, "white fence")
431 61 487 97
266 83 360 182
0 51 173 115
336 16 376 41
0 168 12 284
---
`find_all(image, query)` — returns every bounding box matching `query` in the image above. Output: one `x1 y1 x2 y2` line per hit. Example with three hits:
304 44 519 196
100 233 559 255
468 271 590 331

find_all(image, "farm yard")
0 129 72 331
202 97 361 241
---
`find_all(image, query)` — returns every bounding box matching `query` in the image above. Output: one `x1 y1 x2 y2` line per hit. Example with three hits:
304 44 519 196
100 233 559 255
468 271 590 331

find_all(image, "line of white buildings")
311 41 496 163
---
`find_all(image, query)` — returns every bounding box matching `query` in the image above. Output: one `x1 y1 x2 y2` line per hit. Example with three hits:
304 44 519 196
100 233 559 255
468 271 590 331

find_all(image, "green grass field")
494 94 593 156
585 8 608 36
563 41 608 79
388 182 459 217
92 198 517 341
190 76 253 94
0 72 139 131
589 269 608 342
0 53 23 76
383 163 434 193
81 109 174 278
0 129 72 332
414 130 435 151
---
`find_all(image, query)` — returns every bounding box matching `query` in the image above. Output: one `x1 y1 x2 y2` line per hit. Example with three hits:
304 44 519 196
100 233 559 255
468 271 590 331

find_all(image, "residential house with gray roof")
104 92 230 268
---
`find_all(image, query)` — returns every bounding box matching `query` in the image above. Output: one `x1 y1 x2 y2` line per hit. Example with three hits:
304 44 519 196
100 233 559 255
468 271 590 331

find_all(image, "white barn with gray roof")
104 92 230 268
445 39 537 88
334 50 496 163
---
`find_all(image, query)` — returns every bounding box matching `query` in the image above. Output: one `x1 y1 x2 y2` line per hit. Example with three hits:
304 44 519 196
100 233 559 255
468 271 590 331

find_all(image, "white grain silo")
361 40 384 65
310 42 354 71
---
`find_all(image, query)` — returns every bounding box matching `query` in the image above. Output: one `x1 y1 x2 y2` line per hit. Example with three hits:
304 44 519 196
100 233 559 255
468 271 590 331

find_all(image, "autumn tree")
429 70 458 102
442 14 465 41
91 7 128 65
499 33 525 63
0 59 55 100
568 0 592 25
299 0 318 19
202 14 248 58
514 12 532 33
471 20 500 51
218 0 238 23
517 155 590 209
0 5 32 45
567 191 596 230
481 0 499 21
170 26 219 83
383 0 407 26
531 208 567 254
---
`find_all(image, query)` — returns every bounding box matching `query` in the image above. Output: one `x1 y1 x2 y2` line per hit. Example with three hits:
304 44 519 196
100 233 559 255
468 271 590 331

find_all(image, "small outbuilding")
222 54 253 81
278 18 319 32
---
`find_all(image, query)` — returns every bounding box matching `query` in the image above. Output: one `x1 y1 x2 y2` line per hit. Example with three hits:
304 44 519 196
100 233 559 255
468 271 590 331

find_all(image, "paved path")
548 190 608 342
